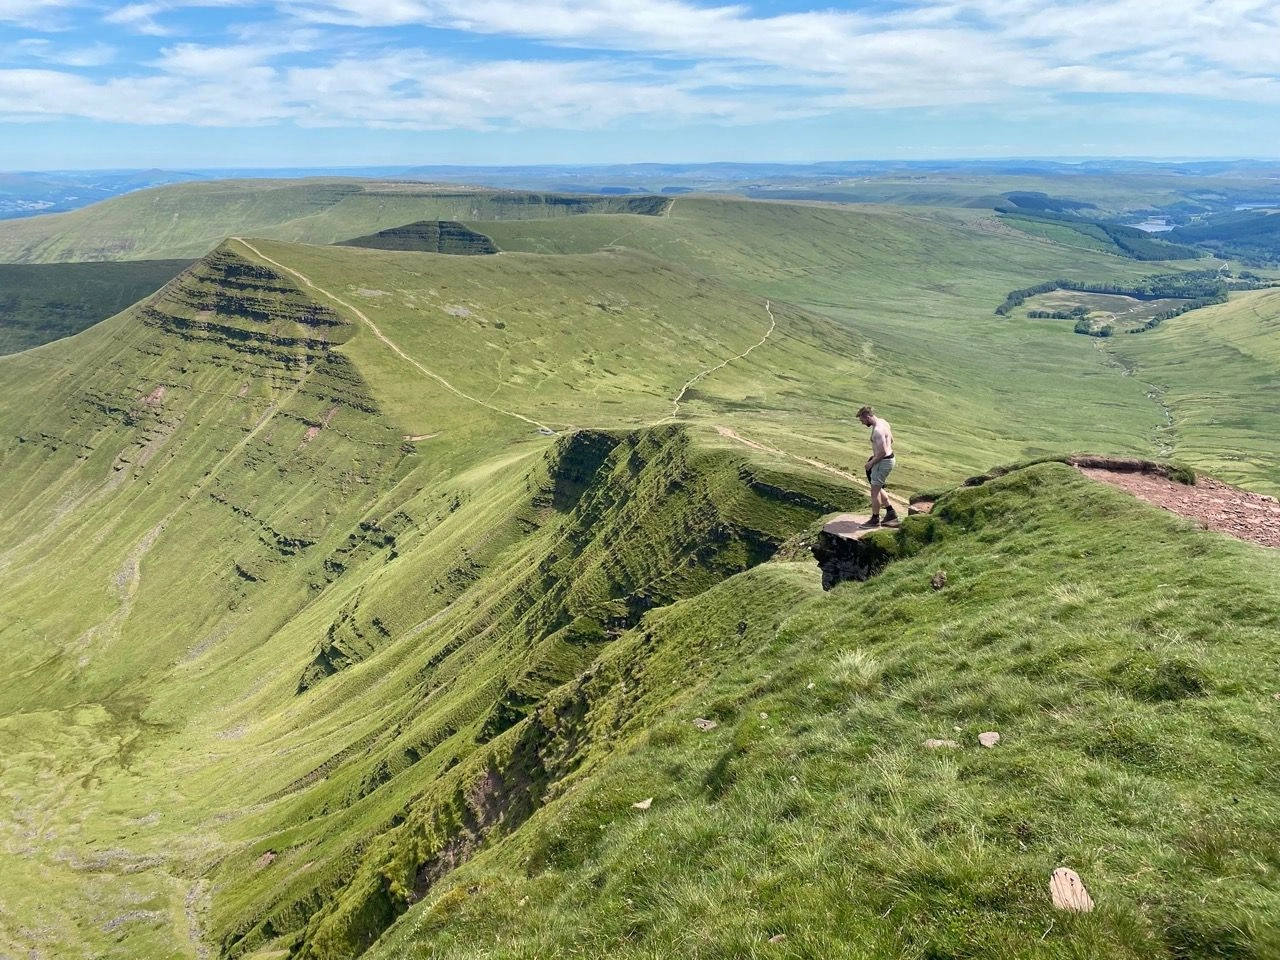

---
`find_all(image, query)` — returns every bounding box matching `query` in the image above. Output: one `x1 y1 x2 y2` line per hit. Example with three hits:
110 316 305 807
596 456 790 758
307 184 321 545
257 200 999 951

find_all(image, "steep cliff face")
139 246 353 365
337 221 500 255
214 425 855 960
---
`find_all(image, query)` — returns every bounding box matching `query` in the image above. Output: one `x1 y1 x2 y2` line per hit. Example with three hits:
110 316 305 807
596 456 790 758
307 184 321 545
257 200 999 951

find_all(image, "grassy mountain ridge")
0 180 668 263
0 232 859 958
363 461 1280 960
2 189 1279 959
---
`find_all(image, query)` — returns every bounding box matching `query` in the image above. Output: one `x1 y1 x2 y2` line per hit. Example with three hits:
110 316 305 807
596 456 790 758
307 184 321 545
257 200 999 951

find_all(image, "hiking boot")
863 515 880 527
884 507 899 524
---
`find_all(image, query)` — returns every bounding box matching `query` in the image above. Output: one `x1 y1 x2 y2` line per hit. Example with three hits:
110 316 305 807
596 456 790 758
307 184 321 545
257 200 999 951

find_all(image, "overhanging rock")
811 513 899 590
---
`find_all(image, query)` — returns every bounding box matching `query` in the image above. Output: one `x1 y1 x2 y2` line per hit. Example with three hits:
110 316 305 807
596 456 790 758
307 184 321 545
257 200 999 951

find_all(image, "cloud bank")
0 0 1276 152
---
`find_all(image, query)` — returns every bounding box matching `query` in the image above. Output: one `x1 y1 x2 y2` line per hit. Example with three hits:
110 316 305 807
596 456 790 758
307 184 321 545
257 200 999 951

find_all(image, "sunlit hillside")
1 187 1277 960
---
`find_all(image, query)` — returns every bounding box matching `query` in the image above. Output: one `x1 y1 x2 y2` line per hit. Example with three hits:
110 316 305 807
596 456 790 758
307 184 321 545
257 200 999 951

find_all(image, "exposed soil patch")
1079 467 1280 549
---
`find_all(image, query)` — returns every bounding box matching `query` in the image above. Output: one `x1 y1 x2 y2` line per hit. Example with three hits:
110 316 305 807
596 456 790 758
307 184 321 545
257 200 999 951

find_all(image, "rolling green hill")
0 180 668 263
1 189 1278 960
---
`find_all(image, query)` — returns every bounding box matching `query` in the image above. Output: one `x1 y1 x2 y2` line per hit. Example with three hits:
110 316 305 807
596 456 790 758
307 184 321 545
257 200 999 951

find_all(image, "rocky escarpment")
337 221 499 255
138 246 351 365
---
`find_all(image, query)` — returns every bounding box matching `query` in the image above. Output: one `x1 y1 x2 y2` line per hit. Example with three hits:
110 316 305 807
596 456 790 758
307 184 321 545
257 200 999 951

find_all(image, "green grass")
363 463 1280 960
0 259 191 354
1 188 1278 960
483 198 1214 490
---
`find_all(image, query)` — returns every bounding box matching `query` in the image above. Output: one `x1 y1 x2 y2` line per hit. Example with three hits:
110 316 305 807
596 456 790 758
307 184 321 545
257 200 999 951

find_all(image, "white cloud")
14 38 117 66
3 0 1279 135
265 0 1280 106
0 0 79 29
103 2 172 35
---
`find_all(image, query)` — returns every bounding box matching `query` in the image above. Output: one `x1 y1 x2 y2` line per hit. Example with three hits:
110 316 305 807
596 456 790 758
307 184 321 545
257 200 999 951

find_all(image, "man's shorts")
868 456 895 487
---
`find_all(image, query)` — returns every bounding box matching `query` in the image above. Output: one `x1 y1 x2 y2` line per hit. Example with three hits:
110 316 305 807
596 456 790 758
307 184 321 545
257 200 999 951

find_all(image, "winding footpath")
654 299 777 426
232 238 558 434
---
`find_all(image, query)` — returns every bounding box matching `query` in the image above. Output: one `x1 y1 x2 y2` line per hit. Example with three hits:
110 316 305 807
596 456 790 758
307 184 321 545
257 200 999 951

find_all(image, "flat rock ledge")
812 513 897 590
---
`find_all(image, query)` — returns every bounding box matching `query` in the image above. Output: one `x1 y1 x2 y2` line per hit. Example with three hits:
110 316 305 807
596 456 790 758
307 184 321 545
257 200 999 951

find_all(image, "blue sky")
2 0 1278 169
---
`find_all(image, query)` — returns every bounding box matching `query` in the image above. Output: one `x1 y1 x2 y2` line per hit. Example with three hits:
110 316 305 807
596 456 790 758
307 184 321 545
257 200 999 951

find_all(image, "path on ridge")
232 238 557 434
654 300 777 426
1080 467 1280 549
714 425 908 508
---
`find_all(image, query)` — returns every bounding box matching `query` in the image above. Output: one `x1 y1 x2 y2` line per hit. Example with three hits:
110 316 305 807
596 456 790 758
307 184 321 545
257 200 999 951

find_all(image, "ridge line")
231 238 557 435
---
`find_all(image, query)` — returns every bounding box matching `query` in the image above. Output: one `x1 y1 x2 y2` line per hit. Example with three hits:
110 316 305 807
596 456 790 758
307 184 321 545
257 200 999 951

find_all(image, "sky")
1 0 1278 169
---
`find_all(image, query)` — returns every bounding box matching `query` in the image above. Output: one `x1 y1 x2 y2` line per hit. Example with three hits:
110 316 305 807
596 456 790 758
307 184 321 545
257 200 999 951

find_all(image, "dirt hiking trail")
715 425 908 509
1080 467 1280 549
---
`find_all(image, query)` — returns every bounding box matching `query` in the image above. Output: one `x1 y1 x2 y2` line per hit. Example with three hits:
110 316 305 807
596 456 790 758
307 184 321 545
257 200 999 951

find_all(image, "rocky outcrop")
811 516 900 590
337 221 499 255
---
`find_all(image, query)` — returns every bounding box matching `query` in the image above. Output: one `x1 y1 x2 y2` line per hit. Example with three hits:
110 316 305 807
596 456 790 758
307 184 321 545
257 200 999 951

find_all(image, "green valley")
0 180 1277 960
0 259 192 355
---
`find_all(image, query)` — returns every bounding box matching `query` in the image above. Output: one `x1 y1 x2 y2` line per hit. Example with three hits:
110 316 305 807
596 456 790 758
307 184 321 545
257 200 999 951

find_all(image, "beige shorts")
868 456 895 487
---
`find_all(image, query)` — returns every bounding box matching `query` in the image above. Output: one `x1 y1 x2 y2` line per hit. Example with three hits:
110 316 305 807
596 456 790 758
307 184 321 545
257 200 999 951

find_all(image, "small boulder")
768 934 787 944
632 797 653 810
931 570 947 590
1050 867 1095 912
978 731 1001 748
924 738 960 750
692 718 718 732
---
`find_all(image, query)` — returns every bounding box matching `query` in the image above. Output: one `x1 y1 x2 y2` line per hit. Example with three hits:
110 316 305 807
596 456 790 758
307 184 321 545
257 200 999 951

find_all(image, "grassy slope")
0 234 856 960
366 463 1280 960
0 180 667 263
483 199 1217 490
1 193 1278 959
1103 286 1280 495
0 259 192 354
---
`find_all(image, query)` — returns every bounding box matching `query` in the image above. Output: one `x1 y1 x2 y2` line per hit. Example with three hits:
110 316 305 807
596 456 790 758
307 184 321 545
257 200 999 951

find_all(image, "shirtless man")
857 406 897 526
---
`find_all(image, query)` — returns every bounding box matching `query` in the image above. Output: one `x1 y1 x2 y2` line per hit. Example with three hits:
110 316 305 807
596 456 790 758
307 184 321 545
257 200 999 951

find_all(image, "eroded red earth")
1079 468 1280 549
